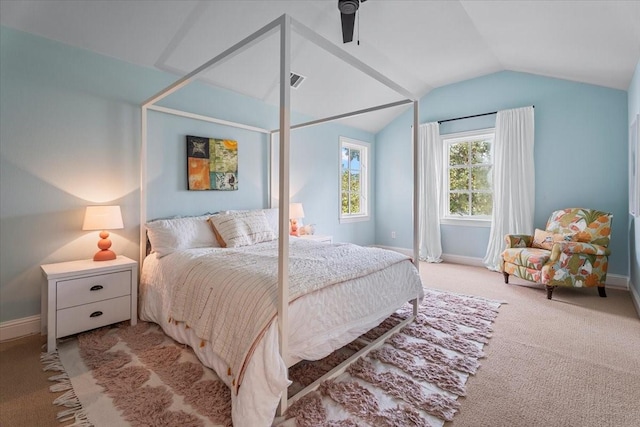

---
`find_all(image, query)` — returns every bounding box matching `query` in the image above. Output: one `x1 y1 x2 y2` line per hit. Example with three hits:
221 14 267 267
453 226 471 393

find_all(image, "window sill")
339 215 370 224
440 217 491 228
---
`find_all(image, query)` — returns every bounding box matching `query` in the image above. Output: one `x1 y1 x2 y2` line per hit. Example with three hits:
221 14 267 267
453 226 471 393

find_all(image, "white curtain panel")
483 106 535 271
418 122 443 262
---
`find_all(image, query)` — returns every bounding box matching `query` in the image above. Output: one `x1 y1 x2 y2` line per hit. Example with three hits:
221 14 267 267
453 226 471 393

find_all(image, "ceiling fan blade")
341 12 356 43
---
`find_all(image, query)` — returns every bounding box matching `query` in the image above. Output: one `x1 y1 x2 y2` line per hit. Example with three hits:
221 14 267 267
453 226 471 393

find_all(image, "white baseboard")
372 245 413 257
3 256 634 342
440 254 485 267
373 246 486 267
0 315 41 342
373 246 630 288
605 274 628 290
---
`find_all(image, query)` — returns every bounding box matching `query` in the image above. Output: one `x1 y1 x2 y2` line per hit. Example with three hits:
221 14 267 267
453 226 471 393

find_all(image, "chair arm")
550 242 611 257
504 234 533 248
544 242 611 287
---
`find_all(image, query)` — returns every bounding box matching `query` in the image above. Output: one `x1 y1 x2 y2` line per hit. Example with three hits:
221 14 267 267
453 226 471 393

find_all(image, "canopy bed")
139 14 421 426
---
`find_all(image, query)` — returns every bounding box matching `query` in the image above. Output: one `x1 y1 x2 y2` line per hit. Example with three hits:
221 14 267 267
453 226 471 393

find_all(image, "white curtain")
418 122 443 263
483 106 535 271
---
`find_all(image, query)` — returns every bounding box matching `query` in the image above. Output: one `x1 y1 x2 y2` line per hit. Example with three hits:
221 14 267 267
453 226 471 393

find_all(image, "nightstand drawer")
56 295 131 337
57 270 131 309
42 256 138 352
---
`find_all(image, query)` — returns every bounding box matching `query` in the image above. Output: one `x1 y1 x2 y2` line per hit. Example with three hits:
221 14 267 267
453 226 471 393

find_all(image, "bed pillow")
531 228 574 250
208 210 276 248
146 215 220 257
262 208 279 234
223 208 280 235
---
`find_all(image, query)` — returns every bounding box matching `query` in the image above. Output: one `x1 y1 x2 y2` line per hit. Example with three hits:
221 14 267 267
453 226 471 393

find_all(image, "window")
442 129 494 224
340 137 369 223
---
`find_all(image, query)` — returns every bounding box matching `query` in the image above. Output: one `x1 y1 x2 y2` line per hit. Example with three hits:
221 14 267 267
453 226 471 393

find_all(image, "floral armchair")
501 208 613 299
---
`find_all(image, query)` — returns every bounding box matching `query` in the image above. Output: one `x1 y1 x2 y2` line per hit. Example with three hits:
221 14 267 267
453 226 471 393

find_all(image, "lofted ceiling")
1 0 639 133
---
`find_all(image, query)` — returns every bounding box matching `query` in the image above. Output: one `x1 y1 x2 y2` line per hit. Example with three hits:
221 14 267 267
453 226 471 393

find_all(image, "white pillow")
224 208 280 234
261 208 279 234
208 211 276 248
146 215 219 257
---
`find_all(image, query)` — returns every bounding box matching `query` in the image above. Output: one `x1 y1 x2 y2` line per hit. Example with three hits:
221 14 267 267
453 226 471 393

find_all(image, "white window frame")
339 137 370 223
441 128 495 227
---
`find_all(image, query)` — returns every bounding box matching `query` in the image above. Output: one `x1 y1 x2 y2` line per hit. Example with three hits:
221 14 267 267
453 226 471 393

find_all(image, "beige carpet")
1 261 639 426
0 333 62 426
423 262 640 427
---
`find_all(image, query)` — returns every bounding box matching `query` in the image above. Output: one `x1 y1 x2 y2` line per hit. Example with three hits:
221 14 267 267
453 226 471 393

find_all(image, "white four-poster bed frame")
140 14 420 415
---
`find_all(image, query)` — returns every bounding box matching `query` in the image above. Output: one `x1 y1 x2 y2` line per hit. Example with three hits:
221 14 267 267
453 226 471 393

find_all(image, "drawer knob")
90 311 103 318
90 285 103 291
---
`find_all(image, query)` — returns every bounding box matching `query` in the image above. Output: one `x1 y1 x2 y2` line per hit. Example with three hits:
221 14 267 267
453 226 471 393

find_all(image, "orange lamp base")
93 230 117 261
94 249 117 261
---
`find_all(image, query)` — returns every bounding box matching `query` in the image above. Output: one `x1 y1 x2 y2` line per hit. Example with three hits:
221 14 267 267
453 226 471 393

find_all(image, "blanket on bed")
168 239 412 393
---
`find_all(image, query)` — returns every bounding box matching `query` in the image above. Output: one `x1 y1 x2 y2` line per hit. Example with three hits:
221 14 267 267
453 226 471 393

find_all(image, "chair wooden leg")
503 272 509 284
546 285 554 300
598 286 607 298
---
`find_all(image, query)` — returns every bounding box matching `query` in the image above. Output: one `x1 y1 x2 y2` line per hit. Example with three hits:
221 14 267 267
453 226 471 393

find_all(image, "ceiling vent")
290 72 306 89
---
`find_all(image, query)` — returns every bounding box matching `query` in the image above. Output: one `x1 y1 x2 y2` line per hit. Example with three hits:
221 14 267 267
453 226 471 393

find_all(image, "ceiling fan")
338 0 367 43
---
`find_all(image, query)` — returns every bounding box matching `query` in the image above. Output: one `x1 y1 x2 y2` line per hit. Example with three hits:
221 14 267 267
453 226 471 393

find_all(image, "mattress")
139 240 423 426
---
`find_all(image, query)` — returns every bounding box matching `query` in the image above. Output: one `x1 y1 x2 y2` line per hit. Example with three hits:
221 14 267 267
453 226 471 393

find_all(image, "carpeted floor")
0 332 62 426
425 263 640 427
1 261 639 426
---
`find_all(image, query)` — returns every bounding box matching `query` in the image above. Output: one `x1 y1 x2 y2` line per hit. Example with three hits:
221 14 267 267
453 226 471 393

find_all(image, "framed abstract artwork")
186 135 238 191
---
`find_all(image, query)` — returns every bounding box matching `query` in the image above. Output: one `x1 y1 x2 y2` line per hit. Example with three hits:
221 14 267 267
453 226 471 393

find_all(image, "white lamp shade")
289 203 305 219
82 205 124 231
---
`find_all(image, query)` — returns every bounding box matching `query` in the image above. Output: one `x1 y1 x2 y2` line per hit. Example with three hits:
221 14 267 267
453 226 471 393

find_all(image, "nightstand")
299 234 333 243
41 256 138 353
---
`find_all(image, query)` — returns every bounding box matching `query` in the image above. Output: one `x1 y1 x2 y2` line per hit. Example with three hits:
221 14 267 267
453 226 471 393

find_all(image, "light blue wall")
376 71 629 276
146 114 270 219
288 125 376 244
629 60 640 298
146 105 375 239
0 26 374 323
0 27 144 323
1 24 632 324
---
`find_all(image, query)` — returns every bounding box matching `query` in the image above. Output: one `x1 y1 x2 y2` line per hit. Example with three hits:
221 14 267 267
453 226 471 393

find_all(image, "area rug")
41 289 503 426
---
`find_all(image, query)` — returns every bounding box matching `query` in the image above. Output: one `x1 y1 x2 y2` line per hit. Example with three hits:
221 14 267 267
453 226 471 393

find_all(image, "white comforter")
140 240 424 427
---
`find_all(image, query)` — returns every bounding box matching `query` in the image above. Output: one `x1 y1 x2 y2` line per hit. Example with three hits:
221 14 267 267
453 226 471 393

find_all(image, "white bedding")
139 240 424 427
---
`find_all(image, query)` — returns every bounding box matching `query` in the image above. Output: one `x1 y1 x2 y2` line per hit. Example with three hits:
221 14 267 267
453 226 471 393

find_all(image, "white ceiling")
1 0 639 133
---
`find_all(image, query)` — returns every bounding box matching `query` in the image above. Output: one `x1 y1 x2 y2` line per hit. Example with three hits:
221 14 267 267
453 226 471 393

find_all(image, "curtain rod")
437 105 534 124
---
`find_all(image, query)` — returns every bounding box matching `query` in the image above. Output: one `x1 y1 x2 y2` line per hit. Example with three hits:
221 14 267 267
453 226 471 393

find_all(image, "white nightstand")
299 234 333 243
41 256 138 353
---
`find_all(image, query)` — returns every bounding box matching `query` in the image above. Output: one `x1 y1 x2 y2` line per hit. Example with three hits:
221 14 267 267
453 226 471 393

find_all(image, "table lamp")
82 205 124 261
289 203 305 236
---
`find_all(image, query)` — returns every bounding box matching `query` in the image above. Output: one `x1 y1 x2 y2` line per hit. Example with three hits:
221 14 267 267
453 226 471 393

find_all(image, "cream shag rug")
41 289 503 426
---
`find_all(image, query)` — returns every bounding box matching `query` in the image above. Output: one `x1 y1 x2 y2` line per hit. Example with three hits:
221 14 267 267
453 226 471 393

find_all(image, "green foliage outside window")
448 139 493 216
341 147 362 214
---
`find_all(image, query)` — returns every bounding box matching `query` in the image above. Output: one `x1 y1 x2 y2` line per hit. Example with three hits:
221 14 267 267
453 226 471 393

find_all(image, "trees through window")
340 137 369 222
443 129 494 220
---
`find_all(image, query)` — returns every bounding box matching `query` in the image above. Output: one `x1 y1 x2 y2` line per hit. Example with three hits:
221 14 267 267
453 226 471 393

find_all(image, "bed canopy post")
138 12 422 421
277 14 292 415
140 106 148 264
412 101 420 270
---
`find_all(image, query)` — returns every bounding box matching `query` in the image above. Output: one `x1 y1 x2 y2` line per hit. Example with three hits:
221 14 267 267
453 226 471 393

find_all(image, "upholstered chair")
501 208 613 299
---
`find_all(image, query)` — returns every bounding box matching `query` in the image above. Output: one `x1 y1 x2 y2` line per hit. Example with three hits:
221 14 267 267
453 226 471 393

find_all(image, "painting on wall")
186 135 238 191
